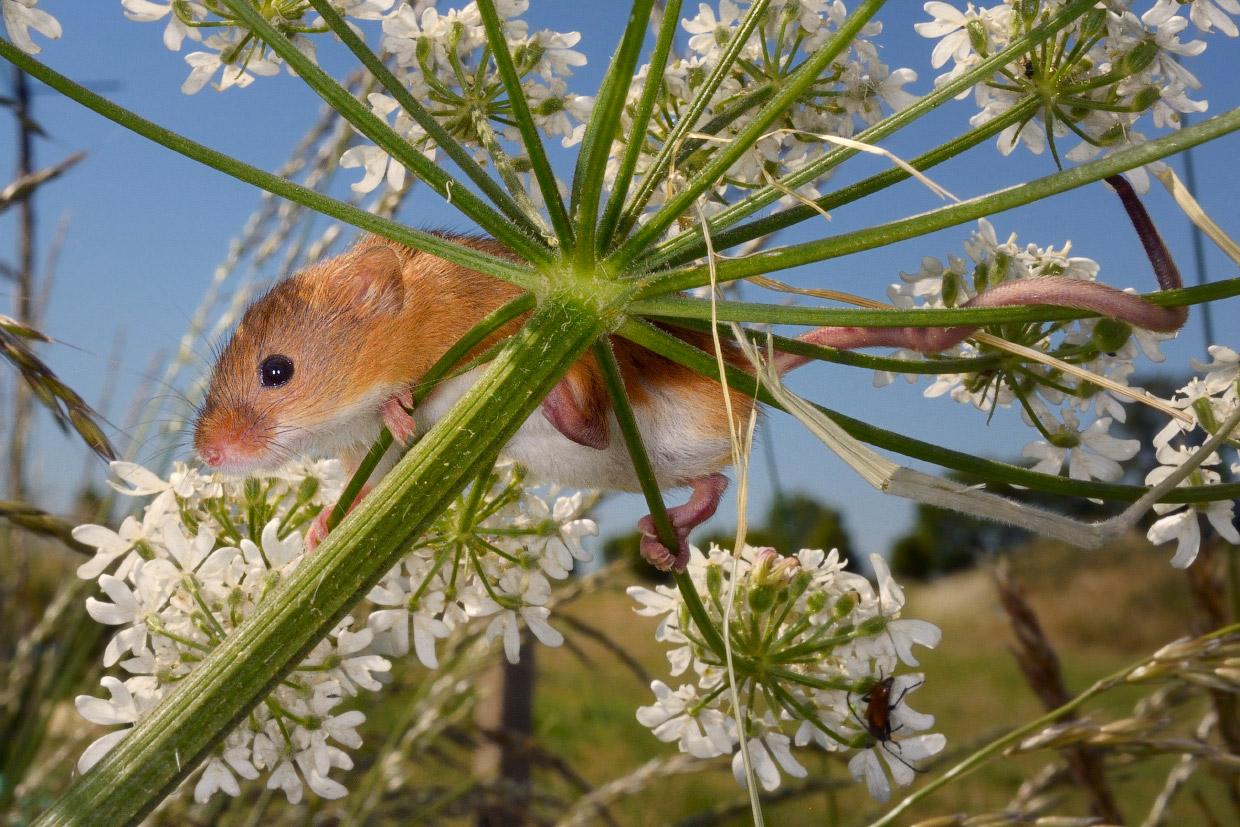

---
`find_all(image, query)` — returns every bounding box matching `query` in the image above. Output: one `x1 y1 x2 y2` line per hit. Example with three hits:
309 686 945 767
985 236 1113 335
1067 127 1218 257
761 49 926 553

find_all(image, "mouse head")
194 245 410 474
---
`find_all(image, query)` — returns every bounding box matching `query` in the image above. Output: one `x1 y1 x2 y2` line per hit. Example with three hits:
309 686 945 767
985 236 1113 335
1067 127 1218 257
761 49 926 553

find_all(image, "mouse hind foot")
637 473 729 572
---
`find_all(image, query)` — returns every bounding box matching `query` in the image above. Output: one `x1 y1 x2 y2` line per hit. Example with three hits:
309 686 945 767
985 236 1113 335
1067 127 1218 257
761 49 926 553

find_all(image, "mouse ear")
346 245 405 317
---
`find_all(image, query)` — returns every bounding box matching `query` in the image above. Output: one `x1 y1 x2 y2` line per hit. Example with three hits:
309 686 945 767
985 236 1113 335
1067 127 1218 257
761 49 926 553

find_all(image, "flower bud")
752 547 799 588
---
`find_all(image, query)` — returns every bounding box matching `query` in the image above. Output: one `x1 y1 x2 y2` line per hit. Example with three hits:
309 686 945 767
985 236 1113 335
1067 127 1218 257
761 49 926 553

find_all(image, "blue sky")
2 2 1239 563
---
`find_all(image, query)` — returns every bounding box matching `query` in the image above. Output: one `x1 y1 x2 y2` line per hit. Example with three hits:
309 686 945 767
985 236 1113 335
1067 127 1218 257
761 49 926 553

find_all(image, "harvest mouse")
194 178 1185 571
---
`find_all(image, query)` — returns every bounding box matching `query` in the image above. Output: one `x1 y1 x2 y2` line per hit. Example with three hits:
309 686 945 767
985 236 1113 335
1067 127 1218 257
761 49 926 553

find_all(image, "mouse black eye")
259 354 294 388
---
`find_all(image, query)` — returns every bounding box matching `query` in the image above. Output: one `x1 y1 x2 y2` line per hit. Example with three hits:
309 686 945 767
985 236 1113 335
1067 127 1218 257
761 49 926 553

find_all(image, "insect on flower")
850 674 928 775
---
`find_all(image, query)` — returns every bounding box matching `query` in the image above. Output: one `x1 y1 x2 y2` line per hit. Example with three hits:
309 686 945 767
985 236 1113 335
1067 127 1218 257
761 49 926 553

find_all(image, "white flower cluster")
878 217 1159 485
610 0 918 224
630 546 944 803
343 0 593 192
71 456 596 803
1145 350 1240 567
366 458 597 667
117 1 398 93
917 0 1238 188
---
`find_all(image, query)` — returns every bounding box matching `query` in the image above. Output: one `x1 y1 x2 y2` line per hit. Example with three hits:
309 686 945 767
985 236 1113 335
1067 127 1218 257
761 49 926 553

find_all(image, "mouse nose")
199 444 223 468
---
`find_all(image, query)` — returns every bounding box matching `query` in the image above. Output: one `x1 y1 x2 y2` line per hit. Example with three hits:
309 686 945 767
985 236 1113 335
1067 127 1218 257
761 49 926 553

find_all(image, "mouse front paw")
305 484 372 551
381 389 417 444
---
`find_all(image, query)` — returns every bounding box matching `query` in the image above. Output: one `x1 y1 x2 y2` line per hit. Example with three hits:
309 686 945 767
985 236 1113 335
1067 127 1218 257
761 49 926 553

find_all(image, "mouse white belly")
412 367 732 492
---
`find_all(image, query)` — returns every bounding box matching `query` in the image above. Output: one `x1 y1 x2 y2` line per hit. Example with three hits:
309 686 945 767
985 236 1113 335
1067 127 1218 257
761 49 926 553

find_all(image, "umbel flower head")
631 545 944 802
72 457 596 803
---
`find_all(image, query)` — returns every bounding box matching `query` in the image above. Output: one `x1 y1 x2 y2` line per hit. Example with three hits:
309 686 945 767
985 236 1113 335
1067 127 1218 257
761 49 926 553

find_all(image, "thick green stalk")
569 0 656 263
0 41 537 289
474 0 575 247
610 0 886 264
34 299 605 827
305 0 534 233
617 319 1240 505
219 0 550 265
595 0 684 252
635 104 1240 297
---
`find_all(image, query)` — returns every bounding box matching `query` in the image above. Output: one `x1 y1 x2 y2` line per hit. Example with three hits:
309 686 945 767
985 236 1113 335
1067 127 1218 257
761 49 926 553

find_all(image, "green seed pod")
706 563 723 598
1130 86 1162 112
749 584 776 614
789 570 811 599
1092 317 1133 353
243 477 261 504
1080 6 1107 39
966 20 990 57
296 476 320 504
942 270 964 307
1018 0 1040 26
971 261 989 295
806 590 828 614
834 591 857 618
1122 40 1160 75
859 615 888 636
1096 121 1127 147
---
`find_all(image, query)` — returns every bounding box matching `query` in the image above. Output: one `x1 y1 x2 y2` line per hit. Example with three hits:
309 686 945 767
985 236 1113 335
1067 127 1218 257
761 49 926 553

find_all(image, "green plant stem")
589 339 730 657
616 318 1240 504
218 0 550 266
651 97 1041 269
305 0 534 233
630 275 1240 328
568 0 655 264
613 0 774 241
867 624 1240 827
635 104 1240 297
34 298 605 827
613 0 886 263
475 0 575 247
647 0 1101 267
595 0 684 252
0 42 537 290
